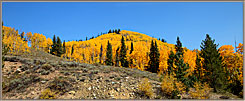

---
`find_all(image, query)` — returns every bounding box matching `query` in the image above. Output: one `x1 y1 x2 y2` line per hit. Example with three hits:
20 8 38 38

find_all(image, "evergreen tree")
99 44 103 64
120 36 129 67
112 29 115 33
174 37 192 90
161 38 166 43
71 45 74 56
50 35 57 55
155 41 160 71
108 29 112 33
86 37 88 41
200 34 227 92
147 40 160 73
62 40 66 54
167 50 175 75
105 41 113 66
118 29 121 34
56 37 63 57
115 46 120 67
115 29 118 34
175 36 183 56
130 42 134 54
195 54 202 82
20 32 25 39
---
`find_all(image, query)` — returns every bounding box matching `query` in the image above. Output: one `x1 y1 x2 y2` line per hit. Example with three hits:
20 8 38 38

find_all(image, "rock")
41 80 46 84
220 96 229 99
16 68 22 73
34 95 39 99
31 91 35 95
88 87 91 90
69 91 76 95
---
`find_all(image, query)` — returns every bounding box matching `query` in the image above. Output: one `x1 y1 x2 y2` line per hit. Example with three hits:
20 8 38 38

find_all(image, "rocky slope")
1 50 241 99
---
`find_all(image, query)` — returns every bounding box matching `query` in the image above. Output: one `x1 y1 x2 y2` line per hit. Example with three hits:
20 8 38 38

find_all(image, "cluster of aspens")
2 25 243 98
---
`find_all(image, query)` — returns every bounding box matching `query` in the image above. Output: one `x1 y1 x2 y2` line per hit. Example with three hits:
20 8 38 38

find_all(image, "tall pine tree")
51 35 57 55
147 40 160 73
167 50 175 75
105 41 113 66
99 44 103 64
200 34 227 92
120 36 129 67
115 46 120 67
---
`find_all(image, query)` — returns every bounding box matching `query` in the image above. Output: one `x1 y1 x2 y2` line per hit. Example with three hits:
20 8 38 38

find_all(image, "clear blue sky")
3 2 243 50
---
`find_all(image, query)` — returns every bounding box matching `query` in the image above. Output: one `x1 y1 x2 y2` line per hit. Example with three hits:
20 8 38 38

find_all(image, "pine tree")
161 38 166 43
147 40 159 73
51 35 57 55
115 29 118 34
105 41 113 66
86 37 88 41
71 45 74 56
115 46 120 67
20 32 25 39
155 41 160 71
130 42 134 54
200 34 227 92
167 50 175 75
175 36 183 56
62 40 66 55
174 37 192 90
56 37 63 57
118 29 121 34
108 29 112 33
195 54 202 81
120 36 129 67
99 44 103 64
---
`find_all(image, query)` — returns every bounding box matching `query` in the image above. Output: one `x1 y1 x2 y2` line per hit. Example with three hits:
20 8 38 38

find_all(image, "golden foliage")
138 78 154 98
161 74 186 96
40 88 57 99
189 81 212 99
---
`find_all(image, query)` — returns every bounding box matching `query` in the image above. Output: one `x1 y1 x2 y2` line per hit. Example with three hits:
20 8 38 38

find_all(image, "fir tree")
118 29 121 34
195 54 202 82
99 44 103 64
115 46 120 67
147 40 160 73
175 36 183 56
115 29 118 34
174 37 192 90
120 36 129 67
62 40 66 54
86 37 88 41
50 35 57 55
71 45 74 56
130 42 134 54
20 32 25 39
108 29 112 33
56 37 63 57
161 38 166 43
200 34 227 92
105 41 113 66
167 50 175 75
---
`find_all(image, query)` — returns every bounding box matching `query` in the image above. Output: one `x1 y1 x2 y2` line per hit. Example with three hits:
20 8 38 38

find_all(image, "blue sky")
2 2 243 50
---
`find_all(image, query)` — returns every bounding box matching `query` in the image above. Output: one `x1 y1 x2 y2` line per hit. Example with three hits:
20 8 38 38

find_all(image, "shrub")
40 88 56 99
41 64 53 70
189 81 212 99
161 74 186 99
138 78 154 98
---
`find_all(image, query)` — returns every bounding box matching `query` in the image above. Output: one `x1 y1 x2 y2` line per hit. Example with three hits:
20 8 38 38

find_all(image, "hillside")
63 30 196 73
2 26 243 99
2 50 241 99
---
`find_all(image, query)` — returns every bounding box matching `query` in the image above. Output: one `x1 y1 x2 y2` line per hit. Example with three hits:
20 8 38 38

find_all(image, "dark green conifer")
120 36 129 67
105 41 113 66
